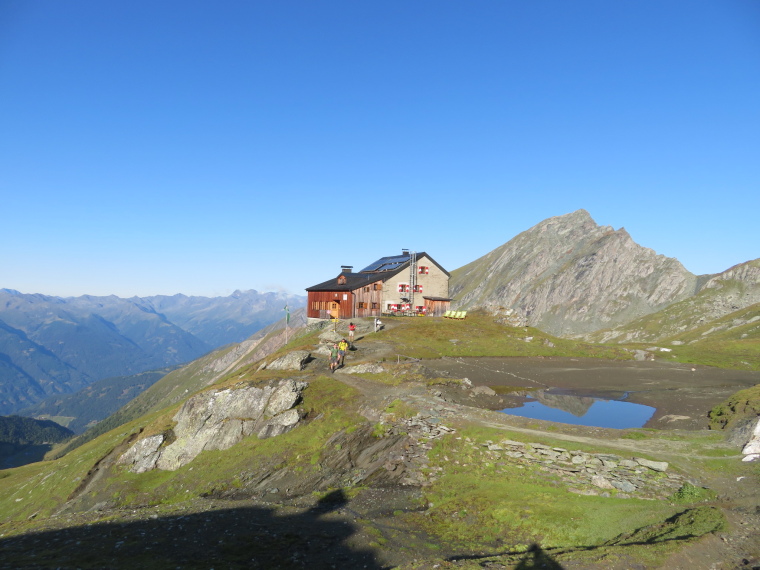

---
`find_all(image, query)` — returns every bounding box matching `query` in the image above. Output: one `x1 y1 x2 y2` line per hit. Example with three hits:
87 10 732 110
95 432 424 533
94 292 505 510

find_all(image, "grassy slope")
708 384 760 431
379 311 632 360
596 303 760 371
0 314 754 568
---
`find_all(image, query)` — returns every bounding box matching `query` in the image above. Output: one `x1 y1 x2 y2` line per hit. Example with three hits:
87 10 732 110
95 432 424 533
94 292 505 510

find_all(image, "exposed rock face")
450 210 699 336
118 379 307 472
263 350 311 371
118 434 165 474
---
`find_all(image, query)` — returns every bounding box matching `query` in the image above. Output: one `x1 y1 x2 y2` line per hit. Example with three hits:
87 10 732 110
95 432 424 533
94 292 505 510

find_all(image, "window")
363 286 370 292
416 306 424 313
418 266 429 274
371 302 378 309
358 302 365 309
398 283 410 293
373 283 381 291
338 275 347 285
413 284 423 293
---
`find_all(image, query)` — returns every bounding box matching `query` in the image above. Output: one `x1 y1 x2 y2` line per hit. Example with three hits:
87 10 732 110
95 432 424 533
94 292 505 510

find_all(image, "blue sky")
2 1 758 298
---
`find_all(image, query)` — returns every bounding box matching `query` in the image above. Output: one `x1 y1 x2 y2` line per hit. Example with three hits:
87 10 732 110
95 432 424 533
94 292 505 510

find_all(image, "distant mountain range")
0 289 305 415
451 209 760 341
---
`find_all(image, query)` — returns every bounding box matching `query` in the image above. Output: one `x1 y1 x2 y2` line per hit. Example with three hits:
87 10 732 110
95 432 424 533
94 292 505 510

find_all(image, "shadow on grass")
0 490 386 569
513 543 565 569
447 506 726 569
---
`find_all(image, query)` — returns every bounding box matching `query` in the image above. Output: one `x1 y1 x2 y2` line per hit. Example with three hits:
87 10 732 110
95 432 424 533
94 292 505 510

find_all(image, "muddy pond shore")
423 356 760 430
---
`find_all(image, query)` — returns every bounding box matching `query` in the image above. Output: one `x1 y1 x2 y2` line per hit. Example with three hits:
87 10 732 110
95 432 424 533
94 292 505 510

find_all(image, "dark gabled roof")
306 251 450 292
305 272 382 292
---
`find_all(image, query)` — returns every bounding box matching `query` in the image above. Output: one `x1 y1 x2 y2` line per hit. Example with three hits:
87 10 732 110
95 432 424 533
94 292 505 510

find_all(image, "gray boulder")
741 417 760 458
264 350 311 371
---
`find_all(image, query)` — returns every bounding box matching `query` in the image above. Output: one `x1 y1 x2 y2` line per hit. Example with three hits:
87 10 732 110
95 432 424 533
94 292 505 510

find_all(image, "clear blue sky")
2 1 758 298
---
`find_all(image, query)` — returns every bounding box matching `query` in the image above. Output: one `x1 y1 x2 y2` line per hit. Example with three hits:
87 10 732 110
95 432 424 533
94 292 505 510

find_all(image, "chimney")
402 249 409 256
341 265 353 273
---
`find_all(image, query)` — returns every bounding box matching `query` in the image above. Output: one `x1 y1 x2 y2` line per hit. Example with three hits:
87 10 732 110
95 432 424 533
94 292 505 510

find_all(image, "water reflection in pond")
501 390 656 429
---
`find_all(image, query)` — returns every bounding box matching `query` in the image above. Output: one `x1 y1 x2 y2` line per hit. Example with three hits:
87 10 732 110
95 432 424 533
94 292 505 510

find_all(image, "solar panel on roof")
360 254 409 272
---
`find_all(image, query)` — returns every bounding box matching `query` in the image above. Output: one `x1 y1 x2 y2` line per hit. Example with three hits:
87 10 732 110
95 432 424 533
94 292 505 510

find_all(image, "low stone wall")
380 414 688 499
477 438 684 499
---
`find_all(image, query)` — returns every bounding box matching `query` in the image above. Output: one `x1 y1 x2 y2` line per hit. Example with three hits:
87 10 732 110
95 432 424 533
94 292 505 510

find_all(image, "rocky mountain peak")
451 210 698 336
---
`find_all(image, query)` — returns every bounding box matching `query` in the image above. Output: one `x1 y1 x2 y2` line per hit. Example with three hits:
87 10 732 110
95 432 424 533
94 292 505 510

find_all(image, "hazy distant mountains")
0 289 305 415
451 209 759 339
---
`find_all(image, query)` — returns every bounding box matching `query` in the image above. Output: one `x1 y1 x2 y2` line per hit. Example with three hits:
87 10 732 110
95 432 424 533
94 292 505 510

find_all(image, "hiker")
374 318 382 333
338 339 349 367
329 343 339 373
348 322 356 344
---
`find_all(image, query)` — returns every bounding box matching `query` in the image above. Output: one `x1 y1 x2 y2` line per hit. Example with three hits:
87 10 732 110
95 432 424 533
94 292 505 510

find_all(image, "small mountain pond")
499 390 655 429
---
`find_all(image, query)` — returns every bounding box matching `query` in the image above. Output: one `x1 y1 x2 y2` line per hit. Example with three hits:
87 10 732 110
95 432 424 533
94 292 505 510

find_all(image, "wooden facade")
353 281 384 318
306 279 384 319
423 297 451 317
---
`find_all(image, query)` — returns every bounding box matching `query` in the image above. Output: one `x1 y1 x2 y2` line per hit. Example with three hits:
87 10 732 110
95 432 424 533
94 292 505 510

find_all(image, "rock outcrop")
262 350 311 371
118 379 307 472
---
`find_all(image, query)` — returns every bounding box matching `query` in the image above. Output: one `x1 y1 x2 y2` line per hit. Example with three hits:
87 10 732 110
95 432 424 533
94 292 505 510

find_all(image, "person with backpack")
338 339 349 367
329 343 339 373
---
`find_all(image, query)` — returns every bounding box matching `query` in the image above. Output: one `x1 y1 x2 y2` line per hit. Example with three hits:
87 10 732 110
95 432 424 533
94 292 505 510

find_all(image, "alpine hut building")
305 250 451 321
